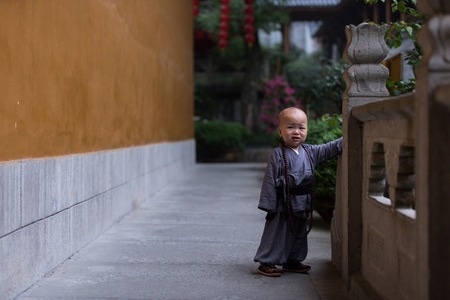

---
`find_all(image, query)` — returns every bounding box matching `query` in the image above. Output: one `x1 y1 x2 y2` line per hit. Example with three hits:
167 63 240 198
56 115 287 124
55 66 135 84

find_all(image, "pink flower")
259 75 302 134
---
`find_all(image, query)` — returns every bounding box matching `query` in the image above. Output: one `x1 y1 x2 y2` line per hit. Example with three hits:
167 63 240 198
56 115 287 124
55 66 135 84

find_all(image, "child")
254 107 342 277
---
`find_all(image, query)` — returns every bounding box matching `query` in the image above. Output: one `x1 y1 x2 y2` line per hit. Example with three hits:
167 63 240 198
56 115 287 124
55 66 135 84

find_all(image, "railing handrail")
351 93 415 122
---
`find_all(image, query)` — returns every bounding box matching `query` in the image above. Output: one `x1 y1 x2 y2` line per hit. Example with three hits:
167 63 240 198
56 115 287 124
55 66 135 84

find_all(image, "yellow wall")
0 0 193 160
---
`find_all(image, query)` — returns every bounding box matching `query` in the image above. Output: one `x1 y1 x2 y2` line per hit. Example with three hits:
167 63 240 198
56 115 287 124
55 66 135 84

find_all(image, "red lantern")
244 15 254 24
193 0 199 17
244 0 255 47
244 24 255 34
219 20 229 31
244 5 254 15
219 30 229 40
220 4 230 14
218 0 230 50
245 33 255 44
220 14 230 23
219 39 229 48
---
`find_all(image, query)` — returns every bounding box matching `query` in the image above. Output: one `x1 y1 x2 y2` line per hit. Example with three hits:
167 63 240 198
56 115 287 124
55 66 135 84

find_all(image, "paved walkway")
17 163 347 300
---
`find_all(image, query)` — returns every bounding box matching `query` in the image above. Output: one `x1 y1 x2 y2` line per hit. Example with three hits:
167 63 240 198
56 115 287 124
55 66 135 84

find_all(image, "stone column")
333 22 389 285
415 1 450 299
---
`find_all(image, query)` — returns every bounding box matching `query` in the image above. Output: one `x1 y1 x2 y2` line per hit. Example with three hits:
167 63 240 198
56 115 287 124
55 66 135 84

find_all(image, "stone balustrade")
333 0 450 298
350 93 416 300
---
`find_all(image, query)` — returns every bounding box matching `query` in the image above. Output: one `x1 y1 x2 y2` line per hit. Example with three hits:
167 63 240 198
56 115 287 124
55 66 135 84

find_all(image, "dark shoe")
282 261 311 273
257 264 282 277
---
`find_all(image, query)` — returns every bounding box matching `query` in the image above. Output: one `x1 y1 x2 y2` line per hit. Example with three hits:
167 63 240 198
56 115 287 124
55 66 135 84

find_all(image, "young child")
254 107 342 277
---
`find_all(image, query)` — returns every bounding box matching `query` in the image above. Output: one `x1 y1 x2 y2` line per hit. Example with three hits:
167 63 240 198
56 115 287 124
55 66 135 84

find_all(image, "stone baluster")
344 23 390 98
333 22 390 286
415 1 450 299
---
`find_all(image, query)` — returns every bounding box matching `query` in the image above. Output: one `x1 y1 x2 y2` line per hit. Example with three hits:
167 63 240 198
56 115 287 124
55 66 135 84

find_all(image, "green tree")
361 0 426 95
284 55 347 117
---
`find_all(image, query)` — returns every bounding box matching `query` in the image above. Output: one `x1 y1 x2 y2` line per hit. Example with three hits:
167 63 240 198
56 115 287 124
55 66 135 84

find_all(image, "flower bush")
259 75 302 134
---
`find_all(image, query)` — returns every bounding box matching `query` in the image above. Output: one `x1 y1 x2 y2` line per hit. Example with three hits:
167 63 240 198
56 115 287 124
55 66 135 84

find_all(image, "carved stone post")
344 23 390 98
415 1 450 299
333 22 389 286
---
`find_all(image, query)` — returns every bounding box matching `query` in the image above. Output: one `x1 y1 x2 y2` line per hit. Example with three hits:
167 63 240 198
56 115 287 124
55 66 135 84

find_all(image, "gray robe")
254 138 342 265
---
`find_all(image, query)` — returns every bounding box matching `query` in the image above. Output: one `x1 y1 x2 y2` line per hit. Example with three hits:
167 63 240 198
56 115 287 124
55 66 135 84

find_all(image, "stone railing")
331 22 417 300
351 93 416 300
333 0 450 297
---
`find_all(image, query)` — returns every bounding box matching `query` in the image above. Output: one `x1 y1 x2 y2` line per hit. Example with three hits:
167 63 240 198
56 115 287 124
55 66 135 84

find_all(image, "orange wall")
0 0 194 160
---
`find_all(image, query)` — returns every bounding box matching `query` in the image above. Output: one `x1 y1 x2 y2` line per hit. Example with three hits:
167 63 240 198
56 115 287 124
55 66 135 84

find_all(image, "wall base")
0 140 195 299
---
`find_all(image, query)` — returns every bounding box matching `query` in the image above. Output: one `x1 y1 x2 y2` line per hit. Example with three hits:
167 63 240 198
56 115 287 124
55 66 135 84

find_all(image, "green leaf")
405 26 413 37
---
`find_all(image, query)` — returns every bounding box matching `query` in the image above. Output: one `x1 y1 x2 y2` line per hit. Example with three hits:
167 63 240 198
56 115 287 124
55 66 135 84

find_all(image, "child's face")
278 108 308 149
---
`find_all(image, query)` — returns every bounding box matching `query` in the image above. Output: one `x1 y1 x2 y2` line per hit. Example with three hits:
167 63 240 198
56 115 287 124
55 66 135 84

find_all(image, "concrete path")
17 163 347 300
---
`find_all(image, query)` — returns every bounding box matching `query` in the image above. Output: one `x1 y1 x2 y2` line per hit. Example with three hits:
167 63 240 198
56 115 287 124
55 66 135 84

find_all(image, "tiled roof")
273 0 341 7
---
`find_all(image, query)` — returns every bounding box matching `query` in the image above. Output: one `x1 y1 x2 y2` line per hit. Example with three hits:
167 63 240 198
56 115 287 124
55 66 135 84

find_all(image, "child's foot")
282 261 311 273
257 264 282 277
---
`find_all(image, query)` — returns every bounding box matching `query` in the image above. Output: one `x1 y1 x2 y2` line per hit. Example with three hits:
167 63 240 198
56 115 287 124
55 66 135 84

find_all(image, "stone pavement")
17 163 348 300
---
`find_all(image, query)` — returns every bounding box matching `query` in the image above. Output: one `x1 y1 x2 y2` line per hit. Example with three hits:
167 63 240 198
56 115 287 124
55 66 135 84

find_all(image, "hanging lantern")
244 0 255 47
219 0 230 50
193 0 199 17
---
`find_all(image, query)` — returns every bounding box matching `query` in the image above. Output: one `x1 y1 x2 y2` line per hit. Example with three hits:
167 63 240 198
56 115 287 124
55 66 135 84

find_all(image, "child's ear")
277 127 282 136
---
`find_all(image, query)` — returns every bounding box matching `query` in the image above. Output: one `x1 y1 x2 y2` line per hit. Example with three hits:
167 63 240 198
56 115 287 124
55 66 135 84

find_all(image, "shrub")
195 120 249 162
284 56 346 117
306 114 342 223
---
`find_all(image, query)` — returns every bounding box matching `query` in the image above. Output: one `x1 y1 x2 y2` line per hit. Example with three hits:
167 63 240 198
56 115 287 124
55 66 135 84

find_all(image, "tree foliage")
284 55 347 116
360 0 426 95
361 0 425 69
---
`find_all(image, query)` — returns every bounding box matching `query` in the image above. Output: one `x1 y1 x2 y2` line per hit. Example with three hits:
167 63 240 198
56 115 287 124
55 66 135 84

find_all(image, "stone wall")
0 140 195 299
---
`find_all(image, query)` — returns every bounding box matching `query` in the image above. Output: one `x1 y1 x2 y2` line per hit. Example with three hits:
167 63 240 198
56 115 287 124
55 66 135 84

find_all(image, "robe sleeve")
257 148 281 213
306 137 343 166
